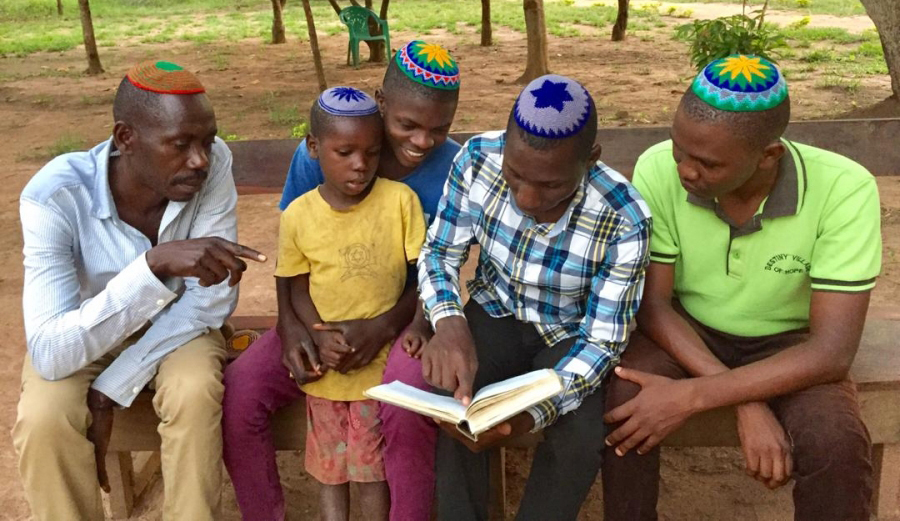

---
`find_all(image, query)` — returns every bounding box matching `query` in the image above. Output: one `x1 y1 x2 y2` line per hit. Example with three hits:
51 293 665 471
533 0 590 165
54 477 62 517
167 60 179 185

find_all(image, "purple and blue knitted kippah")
513 74 593 139
317 86 378 116
691 54 788 112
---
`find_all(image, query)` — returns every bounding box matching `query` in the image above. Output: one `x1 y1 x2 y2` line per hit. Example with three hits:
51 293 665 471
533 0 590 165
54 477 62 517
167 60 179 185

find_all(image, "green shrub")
675 7 786 70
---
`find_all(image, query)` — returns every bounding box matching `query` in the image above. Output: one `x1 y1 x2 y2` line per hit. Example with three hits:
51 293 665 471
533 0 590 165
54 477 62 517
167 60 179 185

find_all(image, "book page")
468 369 560 409
365 381 468 424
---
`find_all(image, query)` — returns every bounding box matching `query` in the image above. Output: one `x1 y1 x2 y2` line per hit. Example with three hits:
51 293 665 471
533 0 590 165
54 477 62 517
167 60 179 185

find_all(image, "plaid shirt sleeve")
527 216 652 430
417 145 474 326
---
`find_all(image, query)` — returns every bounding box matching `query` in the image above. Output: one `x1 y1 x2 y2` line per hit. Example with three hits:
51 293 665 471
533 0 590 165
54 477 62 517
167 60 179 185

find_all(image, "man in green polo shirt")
601 55 880 521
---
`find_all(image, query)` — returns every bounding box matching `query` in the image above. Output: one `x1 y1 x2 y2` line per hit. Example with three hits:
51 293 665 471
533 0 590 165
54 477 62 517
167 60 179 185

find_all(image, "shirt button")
516 301 524 308
132 387 140 394
156 299 166 307
732 252 741 259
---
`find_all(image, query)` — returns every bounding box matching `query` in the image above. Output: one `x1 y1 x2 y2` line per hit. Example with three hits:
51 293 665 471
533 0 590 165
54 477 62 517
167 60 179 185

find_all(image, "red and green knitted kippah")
125 61 206 95
395 40 460 91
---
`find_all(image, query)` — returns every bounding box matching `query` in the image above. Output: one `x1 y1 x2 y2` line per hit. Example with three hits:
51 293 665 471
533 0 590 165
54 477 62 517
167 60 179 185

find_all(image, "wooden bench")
106 119 900 519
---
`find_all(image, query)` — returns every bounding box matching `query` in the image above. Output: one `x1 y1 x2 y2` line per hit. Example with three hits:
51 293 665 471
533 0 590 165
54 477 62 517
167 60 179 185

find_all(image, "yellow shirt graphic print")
275 178 426 401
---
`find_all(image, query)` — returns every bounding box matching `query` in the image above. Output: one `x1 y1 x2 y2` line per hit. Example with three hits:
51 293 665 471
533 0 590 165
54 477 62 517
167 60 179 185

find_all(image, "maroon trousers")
602 316 873 521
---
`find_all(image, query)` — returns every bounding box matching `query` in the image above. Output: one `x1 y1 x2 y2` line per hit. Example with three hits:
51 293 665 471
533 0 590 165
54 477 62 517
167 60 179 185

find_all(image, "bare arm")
636 261 731 377
690 289 868 410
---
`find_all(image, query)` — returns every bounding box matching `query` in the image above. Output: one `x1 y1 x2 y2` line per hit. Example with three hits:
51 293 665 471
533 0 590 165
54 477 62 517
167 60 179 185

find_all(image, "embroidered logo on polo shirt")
764 254 810 275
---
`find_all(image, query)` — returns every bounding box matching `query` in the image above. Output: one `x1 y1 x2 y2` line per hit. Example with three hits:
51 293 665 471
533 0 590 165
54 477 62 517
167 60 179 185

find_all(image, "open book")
365 369 563 441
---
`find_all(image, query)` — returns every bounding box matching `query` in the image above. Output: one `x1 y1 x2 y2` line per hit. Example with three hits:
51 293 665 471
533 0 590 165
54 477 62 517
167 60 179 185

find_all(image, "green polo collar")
687 138 807 236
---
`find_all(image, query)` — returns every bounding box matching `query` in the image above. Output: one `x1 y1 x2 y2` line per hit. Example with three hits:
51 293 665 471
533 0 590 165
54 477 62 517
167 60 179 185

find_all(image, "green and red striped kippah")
125 61 206 95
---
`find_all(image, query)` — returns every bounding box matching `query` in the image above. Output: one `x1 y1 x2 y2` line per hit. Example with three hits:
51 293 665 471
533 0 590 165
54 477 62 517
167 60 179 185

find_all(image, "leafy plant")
291 121 309 138
675 0 786 70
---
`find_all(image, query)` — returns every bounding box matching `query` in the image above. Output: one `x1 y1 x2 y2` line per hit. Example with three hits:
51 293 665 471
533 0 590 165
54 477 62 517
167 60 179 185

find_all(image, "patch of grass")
782 26 877 45
43 133 87 158
815 75 861 93
679 0 865 16
801 49 836 63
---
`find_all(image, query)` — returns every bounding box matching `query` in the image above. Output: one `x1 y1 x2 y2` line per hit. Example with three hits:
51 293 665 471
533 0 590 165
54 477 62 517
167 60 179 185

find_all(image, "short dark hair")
381 55 460 104
112 76 165 125
308 98 382 138
679 87 791 150
505 100 598 161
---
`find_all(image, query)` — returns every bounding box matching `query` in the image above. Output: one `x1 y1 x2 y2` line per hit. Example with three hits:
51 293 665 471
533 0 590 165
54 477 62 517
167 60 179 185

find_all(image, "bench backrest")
229 118 900 194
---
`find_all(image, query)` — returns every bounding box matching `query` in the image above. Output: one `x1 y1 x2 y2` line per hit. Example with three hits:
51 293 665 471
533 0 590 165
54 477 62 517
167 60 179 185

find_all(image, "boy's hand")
401 314 433 358
312 328 354 370
313 318 393 373
278 317 323 386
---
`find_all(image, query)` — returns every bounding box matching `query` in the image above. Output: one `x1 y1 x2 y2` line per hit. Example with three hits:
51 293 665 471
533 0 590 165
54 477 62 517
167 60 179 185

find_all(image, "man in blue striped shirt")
12 61 265 521
418 75 651 520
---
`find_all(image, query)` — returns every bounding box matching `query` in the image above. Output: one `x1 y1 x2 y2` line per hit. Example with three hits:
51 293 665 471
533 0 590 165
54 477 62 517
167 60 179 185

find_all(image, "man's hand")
146 237 267 287
313 317 394 373
86 388 115 493
736 402 793 489
604 366 699 456
421 316 478 404
278 316 323 386
437 411 535 453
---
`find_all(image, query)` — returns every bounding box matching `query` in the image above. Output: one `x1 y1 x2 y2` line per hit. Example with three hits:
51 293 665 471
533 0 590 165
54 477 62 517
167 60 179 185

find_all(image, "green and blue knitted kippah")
691 54 788 112
318 86 378 116
126 60 205 94
395 40 460 91
513 74 593 139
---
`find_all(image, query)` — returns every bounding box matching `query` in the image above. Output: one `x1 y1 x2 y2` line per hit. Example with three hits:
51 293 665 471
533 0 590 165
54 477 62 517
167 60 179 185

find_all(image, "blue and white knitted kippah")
317 86 378 116
513 74 593 139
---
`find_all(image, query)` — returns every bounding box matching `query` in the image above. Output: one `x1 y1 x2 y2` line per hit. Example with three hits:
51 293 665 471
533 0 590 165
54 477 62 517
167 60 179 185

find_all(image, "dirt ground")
2 9 900 520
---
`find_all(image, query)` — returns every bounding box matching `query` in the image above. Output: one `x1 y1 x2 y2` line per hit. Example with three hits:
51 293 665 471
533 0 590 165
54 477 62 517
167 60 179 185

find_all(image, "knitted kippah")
395 40 460 91
317 86 378 116
691 54 788 112
125 61 205 95
513 74 593 139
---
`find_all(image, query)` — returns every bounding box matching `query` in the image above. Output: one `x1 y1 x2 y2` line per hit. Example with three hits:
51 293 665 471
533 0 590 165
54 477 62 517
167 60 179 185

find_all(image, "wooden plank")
106 451 135 519
873 444 900 521
228 119 900 194
108 393 161 452
133 451 162 501
488 447 507 521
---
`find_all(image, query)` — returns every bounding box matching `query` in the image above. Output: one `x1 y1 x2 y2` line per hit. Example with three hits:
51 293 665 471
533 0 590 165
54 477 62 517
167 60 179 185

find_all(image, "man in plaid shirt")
417 75 652 520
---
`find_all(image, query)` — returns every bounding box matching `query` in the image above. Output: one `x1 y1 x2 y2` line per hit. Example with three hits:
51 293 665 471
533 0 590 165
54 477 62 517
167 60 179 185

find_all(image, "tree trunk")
612 0 629 41
516 0 549 84
481 0 492 46
327 0 342 16
301 0 327 92
271 0 286 44
57 0 63 16
860 0 900 100
364 0 389 63
77 0 103 75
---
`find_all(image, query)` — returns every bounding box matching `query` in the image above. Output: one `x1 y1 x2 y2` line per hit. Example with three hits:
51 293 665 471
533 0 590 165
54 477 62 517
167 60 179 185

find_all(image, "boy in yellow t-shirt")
275 87 426 519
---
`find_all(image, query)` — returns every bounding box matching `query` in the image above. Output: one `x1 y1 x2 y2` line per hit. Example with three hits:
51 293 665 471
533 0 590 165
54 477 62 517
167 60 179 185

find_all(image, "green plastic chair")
339 6 391 68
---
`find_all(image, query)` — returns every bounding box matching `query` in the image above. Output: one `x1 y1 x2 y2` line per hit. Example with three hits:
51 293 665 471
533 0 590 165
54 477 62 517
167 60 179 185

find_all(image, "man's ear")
112 121 135 155
306 133 319 159
588 142 602 164
758 141 786 172
374 88 386 117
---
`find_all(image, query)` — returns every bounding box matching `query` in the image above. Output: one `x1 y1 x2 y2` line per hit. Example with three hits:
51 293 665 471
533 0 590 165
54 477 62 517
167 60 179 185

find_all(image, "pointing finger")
216 238 267 262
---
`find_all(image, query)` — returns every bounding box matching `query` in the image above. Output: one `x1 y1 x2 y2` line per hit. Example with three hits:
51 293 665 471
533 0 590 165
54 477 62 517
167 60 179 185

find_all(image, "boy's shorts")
305 396 386 485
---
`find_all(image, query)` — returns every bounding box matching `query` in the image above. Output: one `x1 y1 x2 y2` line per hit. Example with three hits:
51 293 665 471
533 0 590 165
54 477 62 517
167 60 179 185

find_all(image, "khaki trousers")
12 330 226 521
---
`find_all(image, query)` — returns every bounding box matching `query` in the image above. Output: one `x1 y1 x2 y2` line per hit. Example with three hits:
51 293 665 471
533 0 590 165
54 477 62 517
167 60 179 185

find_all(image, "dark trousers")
602 311 874 521
436 301 608 521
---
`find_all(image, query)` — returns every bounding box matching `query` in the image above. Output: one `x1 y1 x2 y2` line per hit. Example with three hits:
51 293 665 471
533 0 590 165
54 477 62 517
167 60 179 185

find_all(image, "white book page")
468 369 559 409
365 381 468 423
